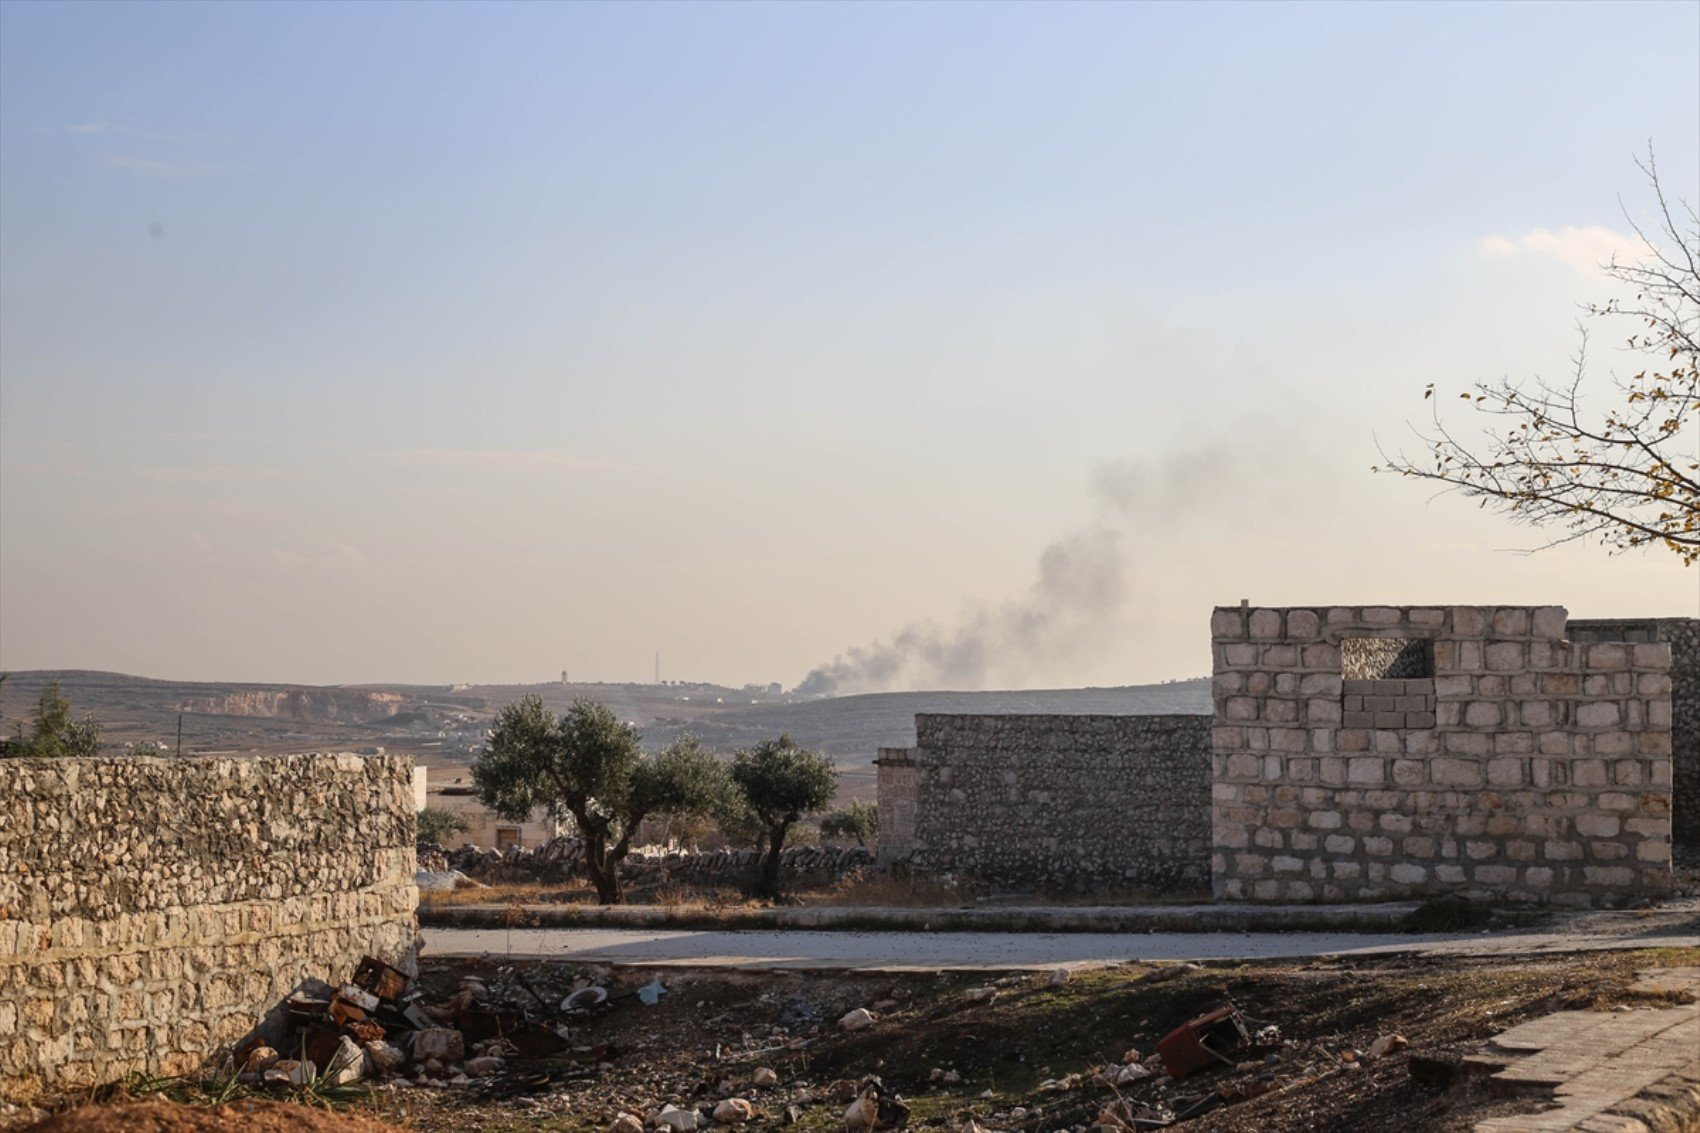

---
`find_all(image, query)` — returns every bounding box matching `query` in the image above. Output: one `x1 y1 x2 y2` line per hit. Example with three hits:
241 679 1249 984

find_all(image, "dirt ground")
23 1098 407 1132
16 947 1698 1133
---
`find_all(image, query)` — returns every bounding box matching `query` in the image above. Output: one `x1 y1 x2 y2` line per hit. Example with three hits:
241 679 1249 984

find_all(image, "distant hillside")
0 669 1210 800
639 681 1213 760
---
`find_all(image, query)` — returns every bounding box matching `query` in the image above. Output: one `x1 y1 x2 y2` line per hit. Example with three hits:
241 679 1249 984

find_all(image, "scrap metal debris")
233 955 620 1095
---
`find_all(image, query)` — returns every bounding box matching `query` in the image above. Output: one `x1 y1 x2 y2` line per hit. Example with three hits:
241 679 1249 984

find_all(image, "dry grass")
417 882 589 908
796 870 976 908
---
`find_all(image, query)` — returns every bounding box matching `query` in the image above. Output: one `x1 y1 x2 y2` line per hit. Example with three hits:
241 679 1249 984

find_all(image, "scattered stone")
1121 1048 1142 1065
843 1079 909 1131
1048 969 1070 986
839 1008 877 1031
872 999 899 1011
242 1046 279 1074
1367 1033 1409 1059
464 1056 505 1078
753 1067 779 1087
266 1059 316 1086
611 1113 645 1133
414 1028 466 1064
324 1036 366 1086
964 987 996 1002
365 1041 406 1074
656 1104 700 1132
714 1098 755 1124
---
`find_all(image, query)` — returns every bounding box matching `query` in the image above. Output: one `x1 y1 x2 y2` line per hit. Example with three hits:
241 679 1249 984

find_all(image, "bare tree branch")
1376 147 1700 566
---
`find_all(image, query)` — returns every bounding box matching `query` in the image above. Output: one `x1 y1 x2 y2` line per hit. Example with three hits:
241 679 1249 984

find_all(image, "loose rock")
714 1098 755 1124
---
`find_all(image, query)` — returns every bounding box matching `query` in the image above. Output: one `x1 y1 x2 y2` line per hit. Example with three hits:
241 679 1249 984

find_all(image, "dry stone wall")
910 714 1210 893
0 753 418 1101
1211 605 1673 906
1568 618 1699 846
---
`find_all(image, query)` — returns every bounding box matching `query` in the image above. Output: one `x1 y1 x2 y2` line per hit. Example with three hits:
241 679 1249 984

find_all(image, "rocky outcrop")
178 688 409 723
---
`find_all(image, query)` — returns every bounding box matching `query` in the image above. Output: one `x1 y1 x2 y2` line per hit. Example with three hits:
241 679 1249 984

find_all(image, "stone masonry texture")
1211 605 1674 906
910 714 1211 894
874 747 918 865
0 753 418 1101
1568 618 1699 846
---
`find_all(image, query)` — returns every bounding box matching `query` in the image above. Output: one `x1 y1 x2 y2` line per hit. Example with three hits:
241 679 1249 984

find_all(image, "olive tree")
417 806 471 846
473 696 727 904
1377 152 1698 562
820 800 878 848
728 734 838 898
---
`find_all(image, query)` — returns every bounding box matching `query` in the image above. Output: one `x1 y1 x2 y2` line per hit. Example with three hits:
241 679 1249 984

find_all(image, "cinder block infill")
420 901 1424 934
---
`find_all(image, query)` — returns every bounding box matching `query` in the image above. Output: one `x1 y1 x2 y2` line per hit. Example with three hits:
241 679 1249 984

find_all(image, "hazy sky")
2 1 1696 689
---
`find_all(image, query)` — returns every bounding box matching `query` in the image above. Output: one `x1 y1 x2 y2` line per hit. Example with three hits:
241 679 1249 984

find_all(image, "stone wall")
1568 618 1699 845
910 714 1211 893
1211 605 1673 906
0 753 418 1101
874 747 918 864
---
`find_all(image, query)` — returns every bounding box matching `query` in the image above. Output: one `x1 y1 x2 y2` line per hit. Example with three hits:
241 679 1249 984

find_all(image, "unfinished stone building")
877 605 1696 906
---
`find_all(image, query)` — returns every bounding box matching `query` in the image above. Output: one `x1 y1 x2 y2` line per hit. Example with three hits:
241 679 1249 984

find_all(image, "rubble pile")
419 838 875 891
236 955 601 1095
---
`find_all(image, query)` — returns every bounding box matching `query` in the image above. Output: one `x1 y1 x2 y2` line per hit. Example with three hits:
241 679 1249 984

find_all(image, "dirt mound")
24 1099 408 1133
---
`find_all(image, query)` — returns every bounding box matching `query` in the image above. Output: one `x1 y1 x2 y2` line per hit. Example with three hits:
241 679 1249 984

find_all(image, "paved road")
422 920 1699 971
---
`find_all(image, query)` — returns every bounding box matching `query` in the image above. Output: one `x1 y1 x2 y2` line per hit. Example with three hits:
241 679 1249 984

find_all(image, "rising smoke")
794 444 1237 696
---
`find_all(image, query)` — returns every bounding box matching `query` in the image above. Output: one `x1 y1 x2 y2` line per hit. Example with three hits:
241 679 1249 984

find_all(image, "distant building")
423 770 565 850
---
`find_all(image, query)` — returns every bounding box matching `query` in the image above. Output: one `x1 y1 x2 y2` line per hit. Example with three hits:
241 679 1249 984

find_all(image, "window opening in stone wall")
1341 637 1435 729
496 827 521 850
1341 637 1434 679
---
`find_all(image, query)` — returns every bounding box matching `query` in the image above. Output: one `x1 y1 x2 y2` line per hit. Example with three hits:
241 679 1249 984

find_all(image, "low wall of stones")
1569 618 1699 845
910 714 1211 894
0 753 418 1101
875 747 918 864
1211 606 1673 906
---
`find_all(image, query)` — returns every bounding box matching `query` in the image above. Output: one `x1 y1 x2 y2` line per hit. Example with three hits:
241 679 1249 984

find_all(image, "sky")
1 0 1696 690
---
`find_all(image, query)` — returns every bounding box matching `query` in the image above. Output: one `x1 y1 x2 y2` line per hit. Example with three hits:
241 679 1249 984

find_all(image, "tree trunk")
755 824 788 899
583 834 625 905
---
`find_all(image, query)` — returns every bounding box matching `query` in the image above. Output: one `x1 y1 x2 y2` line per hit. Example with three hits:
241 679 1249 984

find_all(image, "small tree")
2 681 101 759
1377 151 1698 562
820 800 878 848
729 734 838 899
473 696 727 903
417 806 471 846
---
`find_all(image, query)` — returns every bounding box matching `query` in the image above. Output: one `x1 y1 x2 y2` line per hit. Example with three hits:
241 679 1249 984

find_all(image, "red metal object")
1155 1006 1247 1079
352 956 411 1002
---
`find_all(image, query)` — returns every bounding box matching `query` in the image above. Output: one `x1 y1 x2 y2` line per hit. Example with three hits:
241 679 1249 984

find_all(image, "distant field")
0 670 1211 799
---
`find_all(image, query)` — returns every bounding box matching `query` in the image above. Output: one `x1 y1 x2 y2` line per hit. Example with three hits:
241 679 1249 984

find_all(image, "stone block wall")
910 714 1211 893
0 753 418 1101
1568 618 1699 845
1211 605 1673 906
874 747 918 864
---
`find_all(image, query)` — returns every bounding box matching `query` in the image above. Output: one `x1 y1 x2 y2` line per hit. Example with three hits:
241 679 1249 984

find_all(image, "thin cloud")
1477 225 1642 272
129 465 283 483
97 154 232 179
379 449 633 475
67 122 199 144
